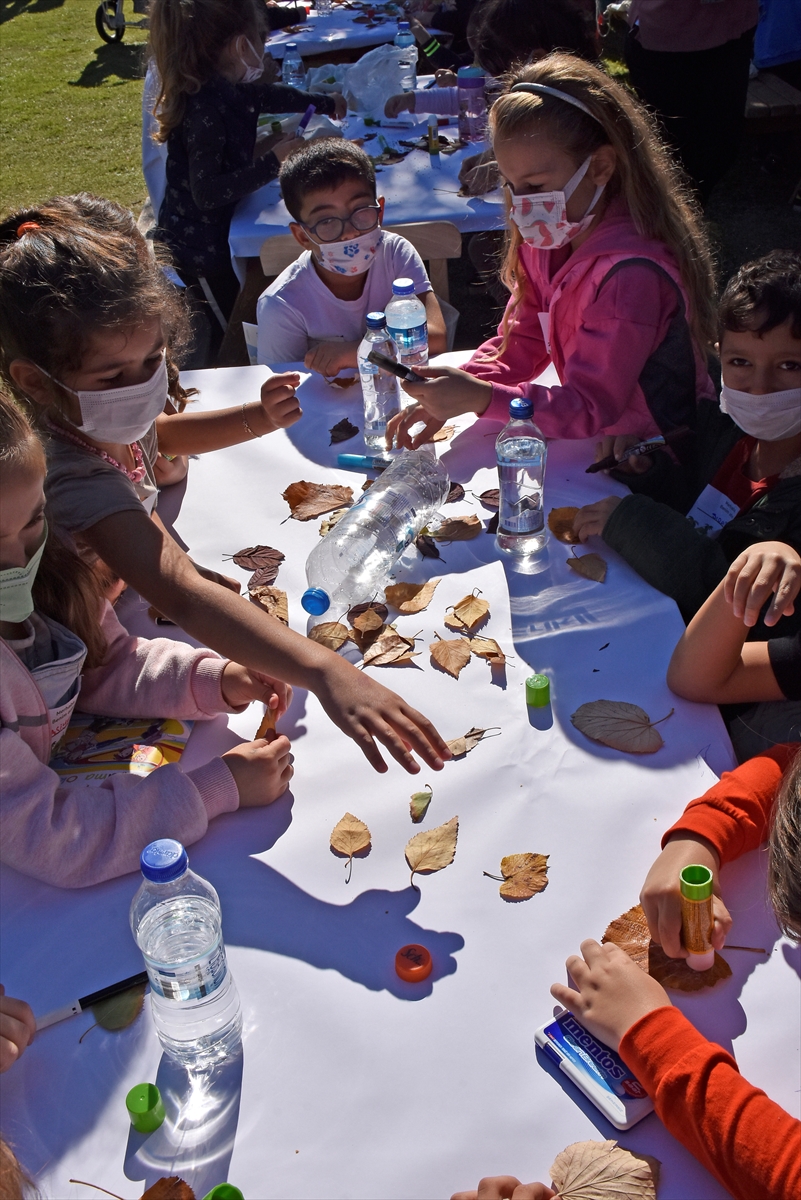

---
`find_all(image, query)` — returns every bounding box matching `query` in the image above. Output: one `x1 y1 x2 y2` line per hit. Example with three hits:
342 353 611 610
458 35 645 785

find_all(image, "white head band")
510 82 601 123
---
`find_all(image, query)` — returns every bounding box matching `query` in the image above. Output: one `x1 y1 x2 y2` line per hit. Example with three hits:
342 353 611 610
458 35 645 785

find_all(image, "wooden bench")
745 70 801 135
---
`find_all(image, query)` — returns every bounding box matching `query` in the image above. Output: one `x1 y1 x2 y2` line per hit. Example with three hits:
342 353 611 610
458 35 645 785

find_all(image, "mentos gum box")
535 1011 654 1129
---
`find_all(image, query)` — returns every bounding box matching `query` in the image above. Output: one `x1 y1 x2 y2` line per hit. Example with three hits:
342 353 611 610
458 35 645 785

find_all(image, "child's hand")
594 435 653 475
572 496 621 542
723 541 801 628
154 453 189 487
386 368 492 448
550 940 670 1053
259 371 302 431
452 1180 555 1200
330 92 348 120
640 834 731 958
304 341 359 378
384 92 415 118
273 134 306 163
436 68 457 87
0 985 35 1073
221 662 293 717
222 733 294 806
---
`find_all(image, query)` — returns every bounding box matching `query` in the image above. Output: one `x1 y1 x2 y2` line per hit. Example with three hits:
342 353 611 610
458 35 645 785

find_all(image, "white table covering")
1 361 798 1200
266 9 404 59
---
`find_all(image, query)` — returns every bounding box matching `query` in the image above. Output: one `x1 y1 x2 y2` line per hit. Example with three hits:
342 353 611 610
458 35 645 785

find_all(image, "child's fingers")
656 908 685 959
712 895 733 949
550 980 581 1011
764 559 801 625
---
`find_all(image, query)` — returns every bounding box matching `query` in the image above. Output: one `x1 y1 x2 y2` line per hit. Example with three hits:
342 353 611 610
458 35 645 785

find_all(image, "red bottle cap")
395 944 432 982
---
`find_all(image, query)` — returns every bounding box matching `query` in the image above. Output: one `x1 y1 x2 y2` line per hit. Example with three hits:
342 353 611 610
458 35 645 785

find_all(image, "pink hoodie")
0 601 241 889
465 197 716 439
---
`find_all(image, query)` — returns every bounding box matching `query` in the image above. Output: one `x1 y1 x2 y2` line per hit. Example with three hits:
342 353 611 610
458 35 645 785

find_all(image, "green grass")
0 0 149 213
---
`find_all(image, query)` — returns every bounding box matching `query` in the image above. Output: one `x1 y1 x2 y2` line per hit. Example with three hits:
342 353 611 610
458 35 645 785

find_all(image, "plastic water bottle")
130 840 242 1070
385 278 428 378
457 66 487 143
281 43 305 89
301 449 449 616
394 21 417 92
358 311 401 449
316 0 332 13
495 397 548 557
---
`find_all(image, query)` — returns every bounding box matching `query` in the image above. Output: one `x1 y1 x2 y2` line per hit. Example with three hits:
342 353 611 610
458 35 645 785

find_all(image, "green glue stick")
680 864 715 971
526 674 550 708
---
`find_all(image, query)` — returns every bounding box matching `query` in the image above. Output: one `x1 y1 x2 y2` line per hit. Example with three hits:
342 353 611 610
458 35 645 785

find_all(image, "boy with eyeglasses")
256 139 446 376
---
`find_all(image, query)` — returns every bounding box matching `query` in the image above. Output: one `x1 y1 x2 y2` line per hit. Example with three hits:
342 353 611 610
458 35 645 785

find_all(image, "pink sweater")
465 197 715 439
0 602 241 888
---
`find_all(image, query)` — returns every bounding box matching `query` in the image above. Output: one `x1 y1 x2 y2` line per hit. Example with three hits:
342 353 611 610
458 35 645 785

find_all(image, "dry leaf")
361 479 373 492
550 1139 659 1200
430 634 472 678
92 982 146 1031
319 507 349 536
385 578 440 614
416 533 442 559
256 706 276 739
307 621 351 652
446 726 499 758
250 586 289 625
567 552 607 583
446 482 465 503
405 815 458 888
478 488 500 511
432 424 455 442
548 506 581 544
430 515 482 542
227 545 284 577
470 637 506 667
329 417 358 444
328 375 359 389
571 700 673 754
410 784 433 824
283 481 353 521
363 630 419 666
496 852 549 901
142 1179 195 1199
444 591 490 633
348 601 388 624
330 812 371 883
602 903 731 992
351 606 384 634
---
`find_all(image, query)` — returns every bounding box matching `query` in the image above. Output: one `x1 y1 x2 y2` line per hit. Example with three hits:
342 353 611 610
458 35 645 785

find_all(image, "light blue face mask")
0 523 47 624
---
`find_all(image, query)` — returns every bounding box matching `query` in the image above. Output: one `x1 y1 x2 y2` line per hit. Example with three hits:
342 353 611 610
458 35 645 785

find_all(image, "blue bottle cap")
366 311 386 329
140 839 188 883
301 587 331 615
285 41 297 49
391 277 414 295
397 19 409 29
510 397 534 420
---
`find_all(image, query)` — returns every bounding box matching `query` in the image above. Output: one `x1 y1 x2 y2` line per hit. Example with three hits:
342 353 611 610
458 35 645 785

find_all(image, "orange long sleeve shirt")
620 745 801 1200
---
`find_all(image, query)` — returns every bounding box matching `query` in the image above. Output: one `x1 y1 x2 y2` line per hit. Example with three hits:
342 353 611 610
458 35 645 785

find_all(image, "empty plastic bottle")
281 43 305 89
358 311 401 449
495 397 548 557
130 840 242 1071
457 66 487 143
385 278 428 376
301 449 449 616
394 21 417 92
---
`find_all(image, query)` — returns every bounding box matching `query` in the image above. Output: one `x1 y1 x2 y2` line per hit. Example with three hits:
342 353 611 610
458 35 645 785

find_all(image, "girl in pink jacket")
389 53 717 449
0 394 294 888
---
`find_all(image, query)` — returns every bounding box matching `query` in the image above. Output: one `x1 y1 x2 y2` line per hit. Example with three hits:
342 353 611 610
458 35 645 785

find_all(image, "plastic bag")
304 63 349 93
344 44 406 117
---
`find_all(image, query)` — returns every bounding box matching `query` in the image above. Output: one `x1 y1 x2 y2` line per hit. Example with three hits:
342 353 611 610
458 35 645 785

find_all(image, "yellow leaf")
255 706 277 739
430 635 472 679
444 591 490 632
431 424 455 442
571 700 673 754
498 853 549 901
249 586 288 625
470 637 506 667
549 1139 660 1200
410 784 433 824
430 515 482 542
319 507 349 537
330 812 371 884
307 621 351 652
548 506 581 544
446 726 499 758
385 578 440 614
405 816 458 889
283 481 353 521
567 552 607 583
602 903 731 992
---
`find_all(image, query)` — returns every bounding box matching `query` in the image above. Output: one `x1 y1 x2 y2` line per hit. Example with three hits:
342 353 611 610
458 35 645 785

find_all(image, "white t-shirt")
256 231 430 366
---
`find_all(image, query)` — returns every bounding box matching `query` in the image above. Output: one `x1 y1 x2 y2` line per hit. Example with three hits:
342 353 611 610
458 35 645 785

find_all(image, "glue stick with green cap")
526 673 550 708
680 864 715 971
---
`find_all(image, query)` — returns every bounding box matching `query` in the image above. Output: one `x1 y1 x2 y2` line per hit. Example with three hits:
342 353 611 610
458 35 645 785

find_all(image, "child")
667 541 801 760
572 251 801 632
256 140 447 375
0 202 449 778
387 53 717 449
0 985 34 1074
0 393 295 886
148 0 346 361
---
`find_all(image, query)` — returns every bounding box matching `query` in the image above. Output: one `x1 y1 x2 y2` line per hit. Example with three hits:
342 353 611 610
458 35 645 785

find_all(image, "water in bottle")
301 448 449 616
130 840 242 1071
385 278 428 377
358 311 401 449
316 0 332 13
495 397 548 558
457 66 487 144
281 43 305 89
394 21 417 92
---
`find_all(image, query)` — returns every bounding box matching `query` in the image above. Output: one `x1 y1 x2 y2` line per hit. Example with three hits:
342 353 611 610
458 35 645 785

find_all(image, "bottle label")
145 941 228 1002
498 464 543 534
386 321 427 358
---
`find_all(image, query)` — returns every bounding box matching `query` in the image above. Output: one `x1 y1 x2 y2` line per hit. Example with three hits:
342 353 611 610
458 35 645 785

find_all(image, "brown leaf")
328 375 359 389
431 424 455 442
478 488 500 511
319 507 349 536
256 706 277 739
443 591 490 632
430 515 482 542
307 621 351 652
470 637 506 667
571 700 674 754
430 635 472 678
351 606 385 634
446 726 499 758
385 578 440 614
550 1139 660 1200
330 812 371 883
250 586 289 625
142 1180 196 1200
416 533 442 559
446 482 465 503
410 784 433 823
347 601 388 625
405 815 458 888
497 852 549 901
548 506 581 544
567 552 607 583
283 481 353 521
227 545 284 576
485 512 499 535
329 417 359 445
363 630 419 667
602 903 731 992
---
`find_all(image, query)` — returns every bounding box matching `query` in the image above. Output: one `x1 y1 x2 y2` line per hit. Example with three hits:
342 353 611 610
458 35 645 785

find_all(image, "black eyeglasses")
301 203 381 243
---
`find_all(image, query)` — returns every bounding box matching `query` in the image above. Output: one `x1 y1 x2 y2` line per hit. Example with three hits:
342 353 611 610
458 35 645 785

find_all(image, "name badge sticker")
685 484 740 538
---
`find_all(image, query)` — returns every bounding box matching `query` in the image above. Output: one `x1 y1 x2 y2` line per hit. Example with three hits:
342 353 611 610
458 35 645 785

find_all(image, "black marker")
35 970 149 1031
367 349 426 383
586 426 691 473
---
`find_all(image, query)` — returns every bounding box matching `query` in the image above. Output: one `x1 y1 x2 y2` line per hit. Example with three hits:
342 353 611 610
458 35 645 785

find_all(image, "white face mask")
0 523 47 625
238 38 264 84
719 383 801 441
314 228 382 276
44 354 169 444
508 156 605 250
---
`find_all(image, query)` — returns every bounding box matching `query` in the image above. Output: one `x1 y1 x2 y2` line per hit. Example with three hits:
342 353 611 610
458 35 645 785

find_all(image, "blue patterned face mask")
314 228 382 276
0 523 47 624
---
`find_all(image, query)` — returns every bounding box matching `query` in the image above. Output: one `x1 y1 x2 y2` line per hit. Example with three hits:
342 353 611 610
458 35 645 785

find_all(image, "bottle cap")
201 1187 245 1200
457 66 485 86
510 397 534 420
126 1083 165 1133
285 41 298 49
397 19 409 29
395 944 432 982
680 863 713 900
140 839 188 884
525 674 550 707
301 586 331 615
365 311 386 329
391 277 414 295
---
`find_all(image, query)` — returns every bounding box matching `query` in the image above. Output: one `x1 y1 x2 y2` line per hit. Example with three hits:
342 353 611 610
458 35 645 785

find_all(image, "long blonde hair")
490 55 716 350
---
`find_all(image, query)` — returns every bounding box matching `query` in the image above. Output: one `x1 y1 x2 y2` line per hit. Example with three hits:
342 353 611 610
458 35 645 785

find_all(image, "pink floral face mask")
508 157 604 249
